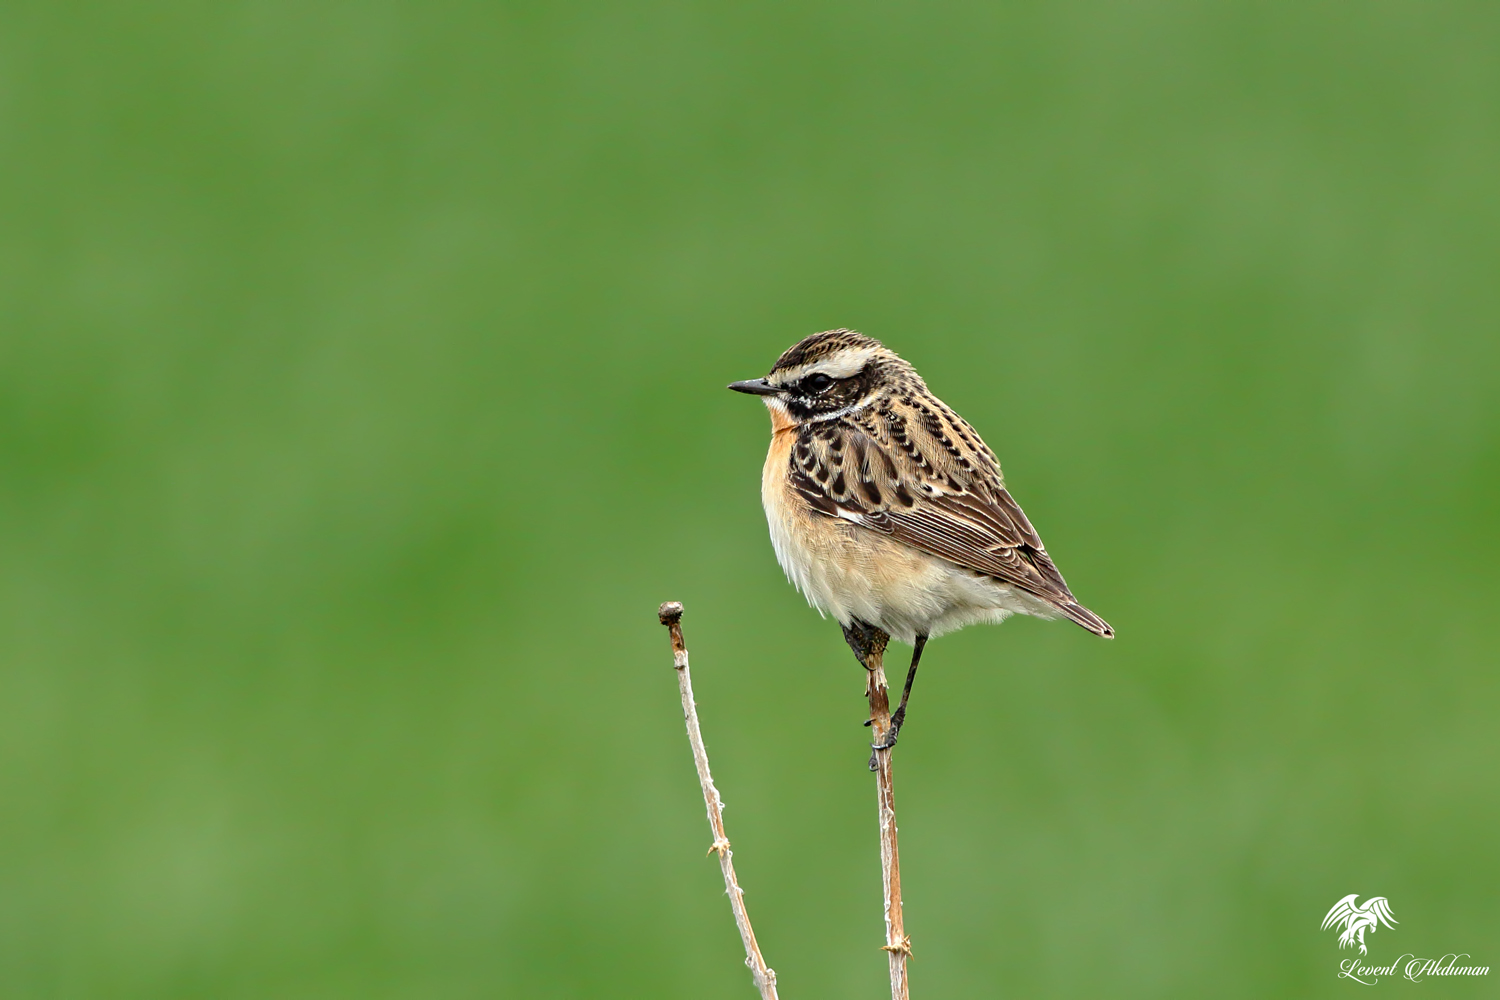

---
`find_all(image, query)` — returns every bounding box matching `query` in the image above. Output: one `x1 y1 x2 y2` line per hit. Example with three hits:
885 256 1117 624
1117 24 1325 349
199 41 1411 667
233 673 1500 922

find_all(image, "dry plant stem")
657 602 779 1000
866 639 912 1000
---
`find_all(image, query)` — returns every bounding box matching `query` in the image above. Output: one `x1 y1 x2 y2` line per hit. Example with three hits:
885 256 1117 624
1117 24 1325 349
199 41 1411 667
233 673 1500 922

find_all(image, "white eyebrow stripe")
808 347 880 379
774 347 881 384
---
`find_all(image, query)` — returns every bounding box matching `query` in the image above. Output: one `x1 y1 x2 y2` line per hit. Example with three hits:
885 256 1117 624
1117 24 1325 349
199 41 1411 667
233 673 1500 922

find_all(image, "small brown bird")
730 330 1112 755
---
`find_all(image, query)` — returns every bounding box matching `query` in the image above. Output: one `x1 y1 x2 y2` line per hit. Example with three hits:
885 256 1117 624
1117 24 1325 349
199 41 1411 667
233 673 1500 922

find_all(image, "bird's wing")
788 409 1112 637
1322 895 1360 931
1368 898 1398 928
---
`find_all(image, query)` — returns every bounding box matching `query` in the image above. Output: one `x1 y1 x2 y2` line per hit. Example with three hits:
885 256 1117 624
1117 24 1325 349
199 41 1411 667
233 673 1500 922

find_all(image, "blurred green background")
2 1 1498 997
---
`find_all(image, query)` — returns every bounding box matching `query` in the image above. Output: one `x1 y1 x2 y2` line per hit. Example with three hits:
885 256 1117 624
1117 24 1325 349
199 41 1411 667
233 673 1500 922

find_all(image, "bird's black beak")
727 378 779 396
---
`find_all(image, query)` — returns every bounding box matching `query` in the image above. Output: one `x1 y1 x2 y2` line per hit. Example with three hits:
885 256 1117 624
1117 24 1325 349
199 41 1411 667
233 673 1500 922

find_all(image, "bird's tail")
1058 602 1114 638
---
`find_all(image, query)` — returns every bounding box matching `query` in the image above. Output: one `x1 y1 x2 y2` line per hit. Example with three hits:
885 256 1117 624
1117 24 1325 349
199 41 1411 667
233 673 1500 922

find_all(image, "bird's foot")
867 728 897 770
866 708 906 769
872 705 905 748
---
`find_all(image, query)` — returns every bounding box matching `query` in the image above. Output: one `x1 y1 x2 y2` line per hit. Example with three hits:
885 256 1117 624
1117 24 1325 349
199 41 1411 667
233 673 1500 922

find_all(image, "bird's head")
728 329 920 425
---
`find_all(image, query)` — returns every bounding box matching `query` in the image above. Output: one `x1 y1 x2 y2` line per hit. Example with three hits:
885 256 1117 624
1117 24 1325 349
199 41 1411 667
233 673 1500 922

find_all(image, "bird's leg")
843 619 891 722
872 634 926 751
841 618 889 671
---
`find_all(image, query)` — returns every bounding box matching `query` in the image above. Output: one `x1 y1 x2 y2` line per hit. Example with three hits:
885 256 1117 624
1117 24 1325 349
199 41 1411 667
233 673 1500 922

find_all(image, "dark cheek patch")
787 366 877 418
829 376 867 409
785 397 816 420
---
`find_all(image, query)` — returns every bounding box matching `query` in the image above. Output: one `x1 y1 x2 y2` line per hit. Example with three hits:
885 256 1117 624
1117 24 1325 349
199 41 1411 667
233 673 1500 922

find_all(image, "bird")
729 329 1112 761
1321 895 1397 955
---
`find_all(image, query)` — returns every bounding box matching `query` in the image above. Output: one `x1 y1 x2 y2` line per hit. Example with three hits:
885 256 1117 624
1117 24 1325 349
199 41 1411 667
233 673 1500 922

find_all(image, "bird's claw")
867 722 901 770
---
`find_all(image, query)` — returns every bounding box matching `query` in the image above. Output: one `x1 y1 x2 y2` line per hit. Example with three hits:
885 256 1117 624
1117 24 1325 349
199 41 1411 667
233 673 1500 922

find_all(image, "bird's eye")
804 373 833 393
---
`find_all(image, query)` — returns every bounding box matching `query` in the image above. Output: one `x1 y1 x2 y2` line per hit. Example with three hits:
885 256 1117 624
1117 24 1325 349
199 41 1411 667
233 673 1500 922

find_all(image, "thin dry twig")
658 601 779 1000
864 636 912 1000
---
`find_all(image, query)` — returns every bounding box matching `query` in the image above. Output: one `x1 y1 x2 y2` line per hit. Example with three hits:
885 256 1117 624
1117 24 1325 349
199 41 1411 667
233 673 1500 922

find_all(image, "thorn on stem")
707 837 732 857
881 935 913 957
